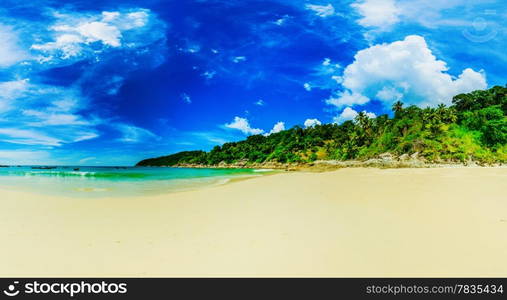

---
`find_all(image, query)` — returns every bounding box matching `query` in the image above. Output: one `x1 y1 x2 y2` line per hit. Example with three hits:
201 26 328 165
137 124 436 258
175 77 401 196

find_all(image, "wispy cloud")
0 25 30 67
0 5 168 163
181 93 192 104
232 56 247 63
254 99 265 106
115 124 159 143
31 9 159 62
305 4 336 18
0 150 53 165
0 128 63 146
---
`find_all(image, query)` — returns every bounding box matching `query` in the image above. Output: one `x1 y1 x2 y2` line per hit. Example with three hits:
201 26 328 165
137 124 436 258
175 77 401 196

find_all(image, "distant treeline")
137 86 507 167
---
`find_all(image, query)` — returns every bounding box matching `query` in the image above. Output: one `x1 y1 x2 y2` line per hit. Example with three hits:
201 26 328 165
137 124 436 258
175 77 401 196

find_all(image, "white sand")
1 167 506 277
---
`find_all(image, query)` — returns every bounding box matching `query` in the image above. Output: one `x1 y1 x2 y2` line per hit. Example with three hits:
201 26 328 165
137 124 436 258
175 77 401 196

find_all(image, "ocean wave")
253 169 274 172
14 171 149 179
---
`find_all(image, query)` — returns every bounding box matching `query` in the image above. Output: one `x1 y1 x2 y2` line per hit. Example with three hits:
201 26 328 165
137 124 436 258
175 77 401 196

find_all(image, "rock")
399 154 410 161
378 152 394 161
410 152 420 160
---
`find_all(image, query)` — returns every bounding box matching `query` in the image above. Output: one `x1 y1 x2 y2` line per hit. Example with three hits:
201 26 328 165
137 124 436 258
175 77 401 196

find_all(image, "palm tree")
392 101 404 118
355 111 368 127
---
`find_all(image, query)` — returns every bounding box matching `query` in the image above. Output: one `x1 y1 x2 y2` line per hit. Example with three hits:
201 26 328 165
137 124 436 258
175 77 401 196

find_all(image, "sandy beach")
1 167 506 277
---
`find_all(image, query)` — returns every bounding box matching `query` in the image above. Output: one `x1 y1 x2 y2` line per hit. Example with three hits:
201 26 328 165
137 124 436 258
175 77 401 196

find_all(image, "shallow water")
0 166 270 197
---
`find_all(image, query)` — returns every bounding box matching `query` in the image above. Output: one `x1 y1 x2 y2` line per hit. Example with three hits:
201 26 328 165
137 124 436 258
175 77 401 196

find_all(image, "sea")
0 166 274 197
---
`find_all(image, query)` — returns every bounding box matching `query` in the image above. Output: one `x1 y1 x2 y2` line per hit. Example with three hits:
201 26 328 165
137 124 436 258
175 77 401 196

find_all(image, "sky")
0 0 505 165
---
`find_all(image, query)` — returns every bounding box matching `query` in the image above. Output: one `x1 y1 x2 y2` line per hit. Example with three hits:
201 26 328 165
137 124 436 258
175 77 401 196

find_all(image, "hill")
136 86 507 167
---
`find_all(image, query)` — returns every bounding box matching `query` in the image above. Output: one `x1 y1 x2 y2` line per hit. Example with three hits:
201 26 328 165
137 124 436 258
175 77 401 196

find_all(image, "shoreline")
1 167 506 277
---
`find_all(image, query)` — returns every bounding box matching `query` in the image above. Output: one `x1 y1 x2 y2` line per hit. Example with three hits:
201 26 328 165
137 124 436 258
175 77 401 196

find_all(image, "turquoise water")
0 166 272 197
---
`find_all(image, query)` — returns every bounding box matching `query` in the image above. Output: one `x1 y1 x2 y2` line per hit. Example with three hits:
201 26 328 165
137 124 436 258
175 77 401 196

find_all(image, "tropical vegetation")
137 86 507 166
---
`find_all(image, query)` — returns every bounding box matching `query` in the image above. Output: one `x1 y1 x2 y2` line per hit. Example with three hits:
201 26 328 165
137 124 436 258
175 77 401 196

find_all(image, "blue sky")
0 0 505 165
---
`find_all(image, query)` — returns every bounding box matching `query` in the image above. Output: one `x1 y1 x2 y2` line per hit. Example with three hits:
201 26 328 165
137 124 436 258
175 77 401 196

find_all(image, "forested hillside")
137 86 507 167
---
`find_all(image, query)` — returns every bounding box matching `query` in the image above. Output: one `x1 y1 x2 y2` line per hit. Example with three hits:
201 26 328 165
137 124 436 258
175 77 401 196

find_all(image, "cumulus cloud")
326 90 369 107
266 121 285 135
305 4 335 17
328 35 487 109
304 118 322 128
333 107 376 124
225 117 264 135
303 83 312 91
351 0 400 30
333 107 358 124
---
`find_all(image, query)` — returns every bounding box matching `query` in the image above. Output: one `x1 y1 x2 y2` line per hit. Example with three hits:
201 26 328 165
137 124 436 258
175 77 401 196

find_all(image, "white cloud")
181 93 192 104
326 91 369 108
115 124 159 143
0 80 100 146
351 0 400 30
0 79 30 112
330 35 487 109
101 11 120 22
22 110 89 126
123 11 150 29
73 132 99 142
0 150 53 165
304 118 322 128
76 22 122 47
79 156 97 164
202 70 216 79
273 15 290 26
255 99 265 106
365 111 377 119
307 58 342 91
334 107 358 124
225 117 264 135
232 56 246 63
186 45 200 53
31 9 156 60
0 128 63 146
333 107 376 124
0 25 29 67
305 4 335 17
266 121 285 135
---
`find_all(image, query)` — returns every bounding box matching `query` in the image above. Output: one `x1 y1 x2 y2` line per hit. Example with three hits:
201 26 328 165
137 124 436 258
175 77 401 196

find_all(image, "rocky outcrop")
167 152 503 171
